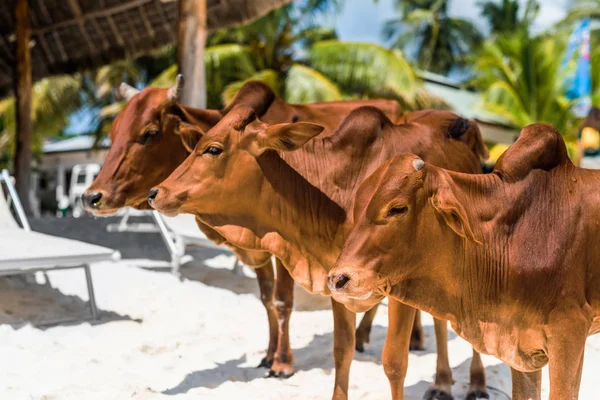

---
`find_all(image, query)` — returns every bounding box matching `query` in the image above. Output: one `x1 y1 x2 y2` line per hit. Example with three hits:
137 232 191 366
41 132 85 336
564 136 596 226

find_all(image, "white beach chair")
107 208 241 275
0 169 120 324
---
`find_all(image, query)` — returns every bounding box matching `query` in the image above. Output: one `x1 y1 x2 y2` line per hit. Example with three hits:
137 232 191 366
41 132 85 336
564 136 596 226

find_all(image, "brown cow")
83 78 403 377
148 105 490 400
330 123 600 399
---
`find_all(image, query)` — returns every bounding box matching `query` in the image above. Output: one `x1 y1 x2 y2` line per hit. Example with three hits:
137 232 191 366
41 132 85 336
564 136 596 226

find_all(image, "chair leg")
231 257 244 276
83 265 99 320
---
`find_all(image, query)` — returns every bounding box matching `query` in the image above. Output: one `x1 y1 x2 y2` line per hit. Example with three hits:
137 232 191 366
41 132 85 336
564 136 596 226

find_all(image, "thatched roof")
0 0 291 96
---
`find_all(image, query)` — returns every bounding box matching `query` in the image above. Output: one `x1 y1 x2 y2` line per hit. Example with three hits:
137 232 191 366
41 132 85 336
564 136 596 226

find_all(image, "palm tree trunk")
177 0 207 108
13 0 32 214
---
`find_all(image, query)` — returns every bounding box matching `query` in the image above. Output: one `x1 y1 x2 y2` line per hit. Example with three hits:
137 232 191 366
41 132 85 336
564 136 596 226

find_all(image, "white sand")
1 252 599 399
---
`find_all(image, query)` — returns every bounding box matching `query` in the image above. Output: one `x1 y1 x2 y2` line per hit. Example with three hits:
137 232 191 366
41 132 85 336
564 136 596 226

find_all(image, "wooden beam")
32 0 153 36
66 0 96 54
153 0 176 42
106 15 125 48
139 6 155 39
90 18 110 50
177 0 207 108
13 0 32 214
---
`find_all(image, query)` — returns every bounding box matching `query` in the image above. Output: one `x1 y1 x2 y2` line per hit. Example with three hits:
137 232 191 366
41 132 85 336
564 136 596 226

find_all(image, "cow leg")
267 259 295 378
424 318 454 400
384 298 416 400
466 349 489 399
546 323 587 400
254 263 278 369
410 309 425 350
355 303 378 352
510 368 541 400
331 298 356 400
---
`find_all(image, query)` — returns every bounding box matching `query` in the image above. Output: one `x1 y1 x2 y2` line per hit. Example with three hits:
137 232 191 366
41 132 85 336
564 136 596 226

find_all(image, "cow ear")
255 122 324 153
431 187 480 244
177 122 205 153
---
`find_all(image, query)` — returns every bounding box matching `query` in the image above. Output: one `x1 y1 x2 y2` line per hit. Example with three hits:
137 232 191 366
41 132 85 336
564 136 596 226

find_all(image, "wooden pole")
177 0 207 108
13 0 32 214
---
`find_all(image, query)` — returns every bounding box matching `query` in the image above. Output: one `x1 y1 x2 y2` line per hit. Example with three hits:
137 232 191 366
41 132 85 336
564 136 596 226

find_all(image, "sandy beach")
1 250 599 399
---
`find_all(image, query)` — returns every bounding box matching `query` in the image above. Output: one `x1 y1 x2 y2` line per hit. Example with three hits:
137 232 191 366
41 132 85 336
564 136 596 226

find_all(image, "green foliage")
566 0 600 22
383 0 483 75
207 2 428 109
471 32 576 133
308 41 418 106
593 42 600 107
0 75 82 166
478 0 520 35
284 64 343 103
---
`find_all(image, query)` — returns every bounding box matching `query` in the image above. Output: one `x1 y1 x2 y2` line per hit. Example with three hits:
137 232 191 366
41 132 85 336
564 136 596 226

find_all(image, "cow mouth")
346 290 374 300
87 207 120 217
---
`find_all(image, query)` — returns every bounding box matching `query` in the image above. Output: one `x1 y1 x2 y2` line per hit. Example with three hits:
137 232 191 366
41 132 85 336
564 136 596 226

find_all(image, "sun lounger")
107 208 241 275
0 169 120 324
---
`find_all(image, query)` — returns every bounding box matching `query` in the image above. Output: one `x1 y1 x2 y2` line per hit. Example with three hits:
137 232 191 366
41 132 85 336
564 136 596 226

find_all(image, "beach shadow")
0 276 139 329
404 358 511 400
161 354 267 395
140 248 331 312
161 322 461 395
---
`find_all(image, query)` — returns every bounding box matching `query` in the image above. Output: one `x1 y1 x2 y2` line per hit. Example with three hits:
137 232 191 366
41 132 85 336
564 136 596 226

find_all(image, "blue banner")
562 19 592 117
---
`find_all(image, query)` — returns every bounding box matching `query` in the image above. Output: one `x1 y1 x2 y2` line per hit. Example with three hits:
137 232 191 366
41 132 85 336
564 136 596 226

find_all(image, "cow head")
148 104 324 217
83 75 221 215
327 154 478 300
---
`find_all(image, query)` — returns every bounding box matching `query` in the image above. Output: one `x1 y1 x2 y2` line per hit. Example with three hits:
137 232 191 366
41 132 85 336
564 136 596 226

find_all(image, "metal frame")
107 208 241 276
1 169 100 324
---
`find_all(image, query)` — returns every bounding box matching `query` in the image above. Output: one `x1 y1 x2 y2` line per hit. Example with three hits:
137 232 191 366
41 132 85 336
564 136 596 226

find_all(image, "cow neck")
253 142 348 269
391 168 506 325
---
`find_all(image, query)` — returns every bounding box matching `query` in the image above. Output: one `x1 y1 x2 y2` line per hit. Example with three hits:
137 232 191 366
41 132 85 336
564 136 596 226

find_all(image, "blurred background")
0 0 598 218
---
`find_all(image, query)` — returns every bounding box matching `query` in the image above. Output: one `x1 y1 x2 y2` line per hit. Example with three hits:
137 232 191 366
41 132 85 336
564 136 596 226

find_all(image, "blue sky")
335 0 570 44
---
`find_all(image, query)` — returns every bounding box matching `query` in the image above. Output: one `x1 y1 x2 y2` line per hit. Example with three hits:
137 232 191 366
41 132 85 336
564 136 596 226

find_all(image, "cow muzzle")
147 186 185 216
82 191 103 210
327 269 374 300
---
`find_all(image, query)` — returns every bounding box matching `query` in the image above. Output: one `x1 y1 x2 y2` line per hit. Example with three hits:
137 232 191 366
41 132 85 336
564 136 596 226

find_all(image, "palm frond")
309 41 418 106
284 64 342 103
222 69 281 105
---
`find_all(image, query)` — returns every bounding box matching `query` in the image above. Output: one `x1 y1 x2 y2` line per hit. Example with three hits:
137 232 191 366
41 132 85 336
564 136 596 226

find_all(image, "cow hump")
494 123 571 181
222 81 276 116
332 106 391 151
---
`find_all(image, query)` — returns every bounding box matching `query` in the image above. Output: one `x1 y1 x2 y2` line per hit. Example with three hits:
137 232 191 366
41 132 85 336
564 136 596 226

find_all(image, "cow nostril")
85 192 103 207
147 188 159 202
335 274 350 290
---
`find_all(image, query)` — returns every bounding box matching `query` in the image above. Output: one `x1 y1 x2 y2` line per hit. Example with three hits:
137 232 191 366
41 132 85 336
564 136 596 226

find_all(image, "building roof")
43 135 110 154
418 70 513 128
0 0 291 96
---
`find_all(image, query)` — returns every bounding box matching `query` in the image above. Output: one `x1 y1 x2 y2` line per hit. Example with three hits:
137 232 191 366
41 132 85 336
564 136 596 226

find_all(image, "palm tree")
382 0 483 75
471 32 576 134
153 2 436 110
0 75 82 169
566 0 600 22
478 0 520 35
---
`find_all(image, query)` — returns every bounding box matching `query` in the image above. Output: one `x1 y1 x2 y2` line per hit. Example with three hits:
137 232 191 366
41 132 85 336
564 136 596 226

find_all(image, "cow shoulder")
332 106 391 151
222 81 276 116
494 123 571 181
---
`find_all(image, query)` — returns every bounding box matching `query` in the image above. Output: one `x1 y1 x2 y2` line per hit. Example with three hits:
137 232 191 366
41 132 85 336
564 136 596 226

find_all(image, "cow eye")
203 146 223 156
141 129 159 144
386 206 408 218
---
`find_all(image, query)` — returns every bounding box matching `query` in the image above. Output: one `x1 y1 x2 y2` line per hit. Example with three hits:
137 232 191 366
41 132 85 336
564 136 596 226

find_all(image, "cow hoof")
355 342 365 353
466 390 489 400
409 343 426 351
423 388 454 400
265 368 295 379
257 357 273 369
